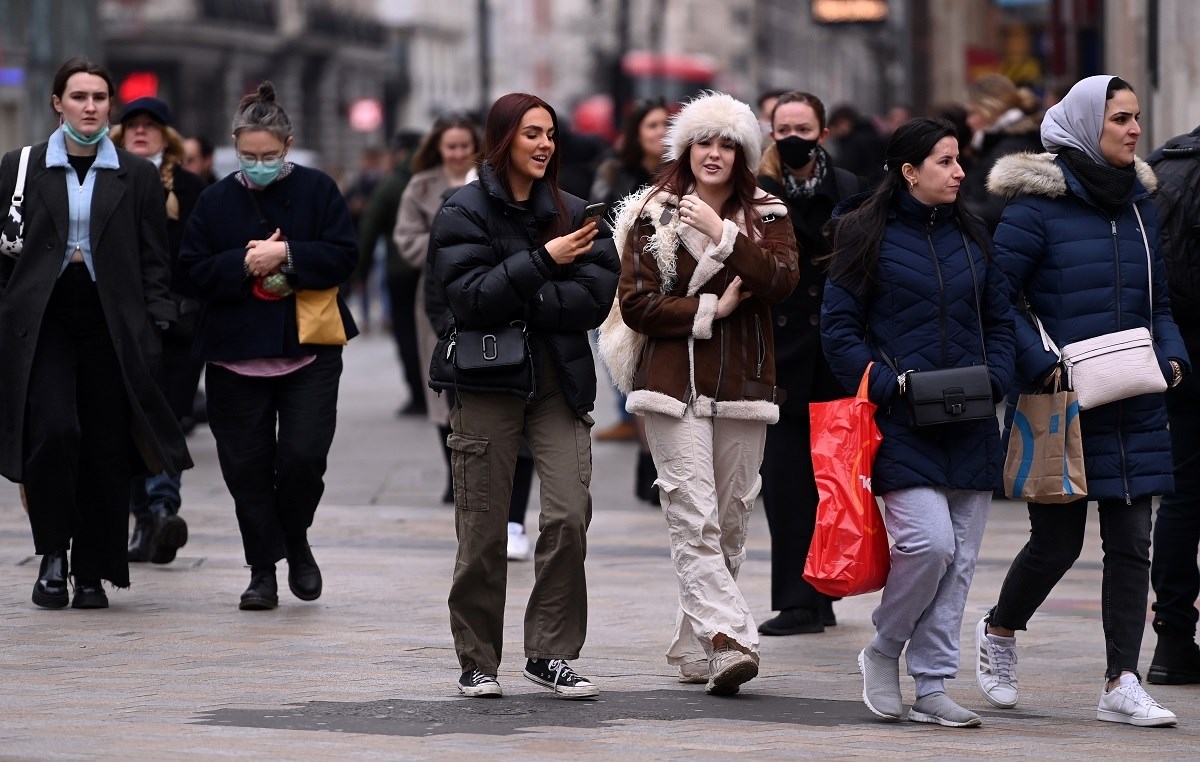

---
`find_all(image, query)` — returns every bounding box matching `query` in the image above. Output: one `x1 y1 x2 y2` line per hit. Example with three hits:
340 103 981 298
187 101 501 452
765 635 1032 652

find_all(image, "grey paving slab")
2 334 1200 759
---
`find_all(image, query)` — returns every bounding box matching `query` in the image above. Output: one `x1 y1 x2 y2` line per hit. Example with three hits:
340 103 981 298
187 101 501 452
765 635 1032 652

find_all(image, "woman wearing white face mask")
180 81 359 611
0 57 192 609
110 97 207 565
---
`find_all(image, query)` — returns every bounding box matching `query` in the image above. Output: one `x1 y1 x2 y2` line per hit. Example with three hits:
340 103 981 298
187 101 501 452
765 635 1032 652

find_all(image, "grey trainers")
678 659 708 684
975 617 1018 708
909 692 982 727
858 646 903 720
706 646 758 696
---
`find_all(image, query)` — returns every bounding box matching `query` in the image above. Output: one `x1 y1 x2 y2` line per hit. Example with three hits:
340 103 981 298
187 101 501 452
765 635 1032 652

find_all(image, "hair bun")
257 81 277 103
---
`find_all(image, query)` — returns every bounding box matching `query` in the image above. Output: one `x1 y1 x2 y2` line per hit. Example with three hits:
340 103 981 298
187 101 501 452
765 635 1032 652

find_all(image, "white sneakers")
975 617 1018 709
706 646 758 695
507 522 530 561
1097 674 1177 727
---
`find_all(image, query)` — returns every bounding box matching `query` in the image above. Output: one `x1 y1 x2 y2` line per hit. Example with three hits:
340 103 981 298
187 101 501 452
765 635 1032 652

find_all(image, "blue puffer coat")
822 191 1017 494
987 152 1190 502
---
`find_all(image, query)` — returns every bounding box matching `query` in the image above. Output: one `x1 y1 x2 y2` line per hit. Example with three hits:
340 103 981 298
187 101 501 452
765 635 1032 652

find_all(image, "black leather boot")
285 540 323 601
32 550 69 609
1148 628 1200 685
149 505 188 565
127 514 157 562
239 566 279 610
71 579 109 609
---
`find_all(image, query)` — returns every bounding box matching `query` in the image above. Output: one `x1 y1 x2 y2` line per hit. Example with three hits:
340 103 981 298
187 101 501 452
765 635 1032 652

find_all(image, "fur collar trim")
986 151 1158 199
610 185 787 294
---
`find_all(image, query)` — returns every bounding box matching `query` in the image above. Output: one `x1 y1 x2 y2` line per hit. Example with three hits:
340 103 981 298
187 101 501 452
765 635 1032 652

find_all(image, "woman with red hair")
428 93 620 699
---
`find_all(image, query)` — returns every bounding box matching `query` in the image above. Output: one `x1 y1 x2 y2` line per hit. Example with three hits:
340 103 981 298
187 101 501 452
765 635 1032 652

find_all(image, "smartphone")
580 202 607 228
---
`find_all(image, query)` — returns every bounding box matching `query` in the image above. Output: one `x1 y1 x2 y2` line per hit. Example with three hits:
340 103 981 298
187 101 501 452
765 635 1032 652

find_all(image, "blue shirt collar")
45 125 120 170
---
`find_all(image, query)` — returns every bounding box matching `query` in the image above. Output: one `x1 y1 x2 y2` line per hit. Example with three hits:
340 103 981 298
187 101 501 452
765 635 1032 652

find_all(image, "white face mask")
148 151 164 168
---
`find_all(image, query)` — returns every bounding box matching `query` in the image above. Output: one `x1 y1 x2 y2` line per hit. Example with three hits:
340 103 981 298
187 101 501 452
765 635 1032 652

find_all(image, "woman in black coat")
180 82 358 611
110 96 207 564
754 91 859 636
429 93 619 700
0 58 192 609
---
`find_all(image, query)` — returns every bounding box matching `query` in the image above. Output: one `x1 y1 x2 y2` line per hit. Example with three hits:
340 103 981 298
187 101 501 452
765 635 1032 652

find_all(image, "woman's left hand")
245 228 288 277
678 194 725 243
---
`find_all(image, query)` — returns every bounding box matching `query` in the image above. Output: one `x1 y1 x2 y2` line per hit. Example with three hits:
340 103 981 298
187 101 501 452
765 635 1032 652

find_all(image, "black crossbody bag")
429 319 535 399
891 232 994 427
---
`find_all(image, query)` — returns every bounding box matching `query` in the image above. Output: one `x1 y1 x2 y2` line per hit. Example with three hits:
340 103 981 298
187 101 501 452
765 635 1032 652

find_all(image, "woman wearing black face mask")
754 91 860 636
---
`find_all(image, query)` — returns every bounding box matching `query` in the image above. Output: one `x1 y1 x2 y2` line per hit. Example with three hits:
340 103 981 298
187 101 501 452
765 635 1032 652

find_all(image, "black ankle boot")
239 566 279 610
128 514 157 563
148 505 188 565
285 541 322 601
32 549 69 609
1148 628 1200 685
635 451 659 504
72 579 109 609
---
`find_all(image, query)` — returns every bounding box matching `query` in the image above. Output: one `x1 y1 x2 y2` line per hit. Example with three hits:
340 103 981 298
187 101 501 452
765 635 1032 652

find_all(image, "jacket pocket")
446 433 490 512
753 313 765 378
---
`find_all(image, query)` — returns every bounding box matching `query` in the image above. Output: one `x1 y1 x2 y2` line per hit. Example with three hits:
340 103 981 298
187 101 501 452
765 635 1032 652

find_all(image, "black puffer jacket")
1148 125 1200 328
429 163 620 415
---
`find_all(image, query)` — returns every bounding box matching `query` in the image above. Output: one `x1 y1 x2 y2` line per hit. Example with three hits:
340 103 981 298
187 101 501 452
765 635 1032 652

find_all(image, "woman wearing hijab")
975 75 1187 727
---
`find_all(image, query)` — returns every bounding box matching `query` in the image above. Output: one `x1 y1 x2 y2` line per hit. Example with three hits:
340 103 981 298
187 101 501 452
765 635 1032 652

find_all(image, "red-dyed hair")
482 93 569 241
647 139 767 242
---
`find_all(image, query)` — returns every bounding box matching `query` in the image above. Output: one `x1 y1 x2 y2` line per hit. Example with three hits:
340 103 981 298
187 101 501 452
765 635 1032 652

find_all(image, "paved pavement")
3 333 1200 759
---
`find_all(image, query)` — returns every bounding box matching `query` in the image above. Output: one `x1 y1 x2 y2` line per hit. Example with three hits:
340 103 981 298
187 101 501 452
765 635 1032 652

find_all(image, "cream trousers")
643 408 766 665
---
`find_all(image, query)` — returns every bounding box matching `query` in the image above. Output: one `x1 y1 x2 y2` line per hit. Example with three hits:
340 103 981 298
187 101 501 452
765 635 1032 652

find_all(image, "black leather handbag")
429 321 534 398
899 232 994 427
905 364 993 426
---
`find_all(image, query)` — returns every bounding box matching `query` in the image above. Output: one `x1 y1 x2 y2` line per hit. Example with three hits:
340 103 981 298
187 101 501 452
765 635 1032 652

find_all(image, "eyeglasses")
236 153 284 168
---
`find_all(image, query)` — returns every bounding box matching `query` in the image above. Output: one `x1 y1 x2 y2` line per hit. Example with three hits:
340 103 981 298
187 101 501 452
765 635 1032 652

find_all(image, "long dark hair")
828 117 989 298
482 92 569 240
646 138 768 242
411 112 482 174
616 98 667 170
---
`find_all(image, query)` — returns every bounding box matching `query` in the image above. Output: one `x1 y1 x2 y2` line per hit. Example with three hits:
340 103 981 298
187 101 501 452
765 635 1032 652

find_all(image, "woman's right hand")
544 222 598 265
715 276 750 318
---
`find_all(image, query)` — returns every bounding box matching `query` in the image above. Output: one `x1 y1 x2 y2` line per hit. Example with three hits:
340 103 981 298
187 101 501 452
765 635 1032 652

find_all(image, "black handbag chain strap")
960 230 988 366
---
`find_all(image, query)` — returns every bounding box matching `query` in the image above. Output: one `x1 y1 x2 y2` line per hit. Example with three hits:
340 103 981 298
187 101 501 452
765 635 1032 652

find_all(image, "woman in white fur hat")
598 92 799 696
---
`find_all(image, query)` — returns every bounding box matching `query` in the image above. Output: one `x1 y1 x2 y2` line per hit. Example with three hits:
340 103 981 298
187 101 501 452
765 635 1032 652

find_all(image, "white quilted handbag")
1031 204 1168 410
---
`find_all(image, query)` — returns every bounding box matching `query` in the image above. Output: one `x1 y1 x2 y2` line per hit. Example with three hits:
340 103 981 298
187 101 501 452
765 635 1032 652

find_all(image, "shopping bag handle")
857 361 873 400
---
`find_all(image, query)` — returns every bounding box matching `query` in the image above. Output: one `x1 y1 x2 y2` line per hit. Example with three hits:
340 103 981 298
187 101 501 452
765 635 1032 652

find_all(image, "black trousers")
24 264 132 586
387 269 423 407
205 351 342 567
1152 364 1200 637
991 497 1153 680
760 414 826 612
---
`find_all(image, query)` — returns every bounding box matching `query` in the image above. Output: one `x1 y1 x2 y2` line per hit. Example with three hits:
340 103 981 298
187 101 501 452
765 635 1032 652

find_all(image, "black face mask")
776 135 819 168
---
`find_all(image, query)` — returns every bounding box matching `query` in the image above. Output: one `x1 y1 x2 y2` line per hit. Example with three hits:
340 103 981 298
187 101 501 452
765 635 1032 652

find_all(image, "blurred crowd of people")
6 55 1200 728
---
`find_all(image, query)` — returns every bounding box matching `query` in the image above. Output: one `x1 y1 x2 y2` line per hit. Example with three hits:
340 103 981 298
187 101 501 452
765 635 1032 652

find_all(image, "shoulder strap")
11 146 31 204
959 230 988 364
242 183 275 234
1132 203 1154 339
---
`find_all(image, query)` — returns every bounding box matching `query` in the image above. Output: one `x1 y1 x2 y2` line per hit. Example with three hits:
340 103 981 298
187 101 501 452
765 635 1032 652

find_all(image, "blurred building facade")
1 1 1198 162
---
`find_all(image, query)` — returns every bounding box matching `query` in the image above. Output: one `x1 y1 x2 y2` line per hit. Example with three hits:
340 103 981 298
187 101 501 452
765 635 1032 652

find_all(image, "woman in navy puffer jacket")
975 76 1188 727
822 118 1015 727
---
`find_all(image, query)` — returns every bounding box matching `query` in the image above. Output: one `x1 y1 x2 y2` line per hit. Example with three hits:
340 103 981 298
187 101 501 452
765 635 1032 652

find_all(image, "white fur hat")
665 91 763 172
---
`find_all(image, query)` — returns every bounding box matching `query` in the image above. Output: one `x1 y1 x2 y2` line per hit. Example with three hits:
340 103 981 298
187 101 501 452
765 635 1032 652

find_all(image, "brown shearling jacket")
616 188 799 421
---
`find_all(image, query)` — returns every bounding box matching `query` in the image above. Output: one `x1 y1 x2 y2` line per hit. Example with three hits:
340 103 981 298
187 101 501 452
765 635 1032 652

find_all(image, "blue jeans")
1152 367 1200 637
130 472 183 518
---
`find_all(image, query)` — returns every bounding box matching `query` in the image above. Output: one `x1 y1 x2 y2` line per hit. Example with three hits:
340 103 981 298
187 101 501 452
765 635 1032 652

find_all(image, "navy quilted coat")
987 152 1189 502
822 191 1017 494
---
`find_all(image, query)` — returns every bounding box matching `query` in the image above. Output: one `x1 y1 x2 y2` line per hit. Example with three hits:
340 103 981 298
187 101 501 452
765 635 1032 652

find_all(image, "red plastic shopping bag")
803 363 890 597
